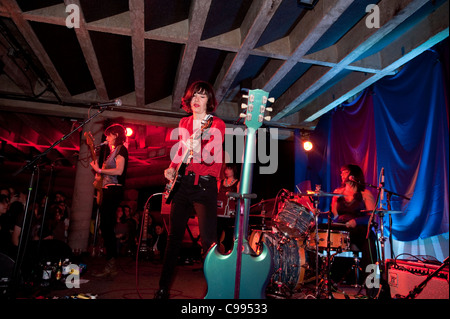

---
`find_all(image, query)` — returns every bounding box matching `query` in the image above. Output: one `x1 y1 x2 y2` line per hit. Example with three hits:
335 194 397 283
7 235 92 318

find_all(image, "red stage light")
126 127 134 137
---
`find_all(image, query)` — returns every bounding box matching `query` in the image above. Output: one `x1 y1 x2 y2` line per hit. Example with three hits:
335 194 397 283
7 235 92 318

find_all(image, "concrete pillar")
68 118 104 252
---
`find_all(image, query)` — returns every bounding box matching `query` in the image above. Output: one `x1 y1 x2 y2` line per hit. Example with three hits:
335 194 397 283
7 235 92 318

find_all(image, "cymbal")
296 191 343 197
362 209 403 214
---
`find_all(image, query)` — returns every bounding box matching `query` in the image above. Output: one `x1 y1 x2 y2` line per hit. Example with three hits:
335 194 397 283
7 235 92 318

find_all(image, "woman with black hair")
154 81 225 299
331 164 378 296
90 123 128 278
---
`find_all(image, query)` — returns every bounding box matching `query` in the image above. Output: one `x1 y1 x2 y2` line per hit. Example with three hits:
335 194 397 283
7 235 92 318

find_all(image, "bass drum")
249 230 315 291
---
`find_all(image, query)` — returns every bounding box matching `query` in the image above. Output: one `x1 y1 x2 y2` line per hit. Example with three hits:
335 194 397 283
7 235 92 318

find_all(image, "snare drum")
273 200 315 238
249 230 314 291
307 230 350 252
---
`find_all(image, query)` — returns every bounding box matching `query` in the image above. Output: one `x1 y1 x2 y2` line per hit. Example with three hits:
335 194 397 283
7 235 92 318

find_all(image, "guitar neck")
142 211 148 240
235 128 257 240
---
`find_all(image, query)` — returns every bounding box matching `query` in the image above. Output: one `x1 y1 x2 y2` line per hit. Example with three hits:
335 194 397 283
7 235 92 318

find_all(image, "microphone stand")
351 176 410 299
10 104 110 297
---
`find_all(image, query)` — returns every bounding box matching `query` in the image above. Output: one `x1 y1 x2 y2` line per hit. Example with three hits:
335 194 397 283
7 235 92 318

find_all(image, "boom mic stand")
350 175 410 299
10 103 112 297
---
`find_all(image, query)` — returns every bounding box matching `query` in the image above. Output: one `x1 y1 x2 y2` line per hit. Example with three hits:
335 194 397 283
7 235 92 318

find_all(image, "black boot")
92 258 118 278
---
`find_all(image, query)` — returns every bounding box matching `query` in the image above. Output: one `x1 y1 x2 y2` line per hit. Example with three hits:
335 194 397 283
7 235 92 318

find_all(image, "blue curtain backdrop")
298 44 449 243
373 49 449 241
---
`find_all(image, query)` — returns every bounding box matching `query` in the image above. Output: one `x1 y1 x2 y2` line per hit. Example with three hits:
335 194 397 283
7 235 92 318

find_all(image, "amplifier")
386 259 449 299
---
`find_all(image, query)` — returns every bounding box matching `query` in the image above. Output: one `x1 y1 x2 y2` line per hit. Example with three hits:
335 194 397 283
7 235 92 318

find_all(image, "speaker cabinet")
386 259 449 299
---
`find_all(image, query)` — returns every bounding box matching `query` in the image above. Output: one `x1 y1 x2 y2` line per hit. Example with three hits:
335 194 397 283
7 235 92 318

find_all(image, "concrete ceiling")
0 0 448 174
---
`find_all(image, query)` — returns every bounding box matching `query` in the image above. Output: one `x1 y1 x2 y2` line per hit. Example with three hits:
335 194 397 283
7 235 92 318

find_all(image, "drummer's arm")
362 189 376 211
331 188 341 218
353 190 376 226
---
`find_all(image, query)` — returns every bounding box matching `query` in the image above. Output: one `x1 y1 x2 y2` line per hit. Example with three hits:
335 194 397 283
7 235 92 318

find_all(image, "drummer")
331 164 378 296
216 163 240 253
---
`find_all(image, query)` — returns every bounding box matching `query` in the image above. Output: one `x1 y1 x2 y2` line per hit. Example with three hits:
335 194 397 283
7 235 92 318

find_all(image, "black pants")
159 174 218 290
347 225 378 281
217 216 235 253
99 185 124 260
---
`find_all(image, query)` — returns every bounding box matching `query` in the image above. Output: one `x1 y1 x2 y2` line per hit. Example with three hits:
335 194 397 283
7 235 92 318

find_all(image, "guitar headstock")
84 131 95 147
240 89 274 130
201 115 214 131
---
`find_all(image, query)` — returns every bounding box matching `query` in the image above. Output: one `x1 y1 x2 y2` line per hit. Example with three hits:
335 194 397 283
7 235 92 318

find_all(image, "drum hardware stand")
354 173 410 299
338 251 362 288
259 199 270 231
266 234 293 299
315 212 350 299
312 192 321 298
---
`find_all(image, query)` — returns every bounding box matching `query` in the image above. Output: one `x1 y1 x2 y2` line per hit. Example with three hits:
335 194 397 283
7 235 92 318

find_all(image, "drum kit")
247 187 354 299
220 183 405 299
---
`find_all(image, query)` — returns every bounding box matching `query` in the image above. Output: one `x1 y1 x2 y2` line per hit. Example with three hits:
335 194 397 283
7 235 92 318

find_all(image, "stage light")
299 129 314 152
303 140 313 151
126 127 134 137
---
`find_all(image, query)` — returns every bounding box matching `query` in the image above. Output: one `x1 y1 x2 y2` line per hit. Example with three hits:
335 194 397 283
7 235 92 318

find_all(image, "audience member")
150 222 167 261
0 194 11 256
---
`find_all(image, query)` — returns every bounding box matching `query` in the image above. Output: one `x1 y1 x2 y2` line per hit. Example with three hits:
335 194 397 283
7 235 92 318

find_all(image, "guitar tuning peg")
265 107 273 112
242 94 248 99
241 103 248 109
268 97 275 103
239 113 247 118
264 116 271 121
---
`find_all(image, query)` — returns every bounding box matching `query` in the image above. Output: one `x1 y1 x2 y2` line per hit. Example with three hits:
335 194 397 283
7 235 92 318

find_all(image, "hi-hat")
296 191 344 197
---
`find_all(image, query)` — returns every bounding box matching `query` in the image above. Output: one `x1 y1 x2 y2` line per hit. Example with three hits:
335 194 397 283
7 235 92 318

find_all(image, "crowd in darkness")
0 185 168 271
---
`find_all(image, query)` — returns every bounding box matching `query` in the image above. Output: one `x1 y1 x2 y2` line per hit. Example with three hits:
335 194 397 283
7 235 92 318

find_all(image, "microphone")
380 167 385 207
349 175 358 183
97 99 122 107
95 141 108 149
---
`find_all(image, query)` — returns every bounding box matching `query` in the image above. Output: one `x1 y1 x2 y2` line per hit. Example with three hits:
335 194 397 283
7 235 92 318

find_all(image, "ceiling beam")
214 0 282 102
252 0 355 92
171 0 212 110
129 0 145 107
3 0 71 98
272 0 431 121
298 0 449 123
65 0 109 101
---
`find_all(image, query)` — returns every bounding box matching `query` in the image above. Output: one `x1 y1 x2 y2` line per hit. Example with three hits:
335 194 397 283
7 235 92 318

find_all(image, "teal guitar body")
204 239 272 299
204 89 274 299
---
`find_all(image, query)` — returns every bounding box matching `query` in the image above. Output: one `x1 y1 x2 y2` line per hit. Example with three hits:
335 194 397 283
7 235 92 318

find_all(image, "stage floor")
16 253 372 300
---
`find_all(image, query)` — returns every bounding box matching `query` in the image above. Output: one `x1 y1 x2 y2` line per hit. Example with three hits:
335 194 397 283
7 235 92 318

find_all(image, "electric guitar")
204 89 274 299
164 115 214 204
85 131 103 205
